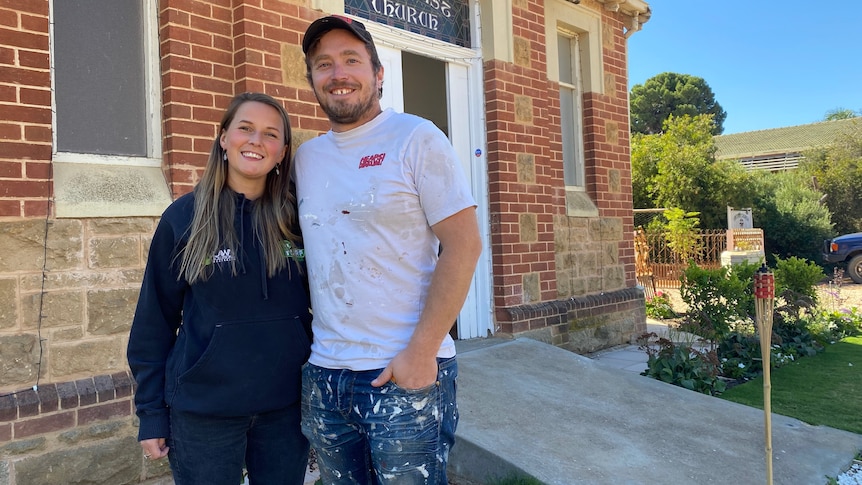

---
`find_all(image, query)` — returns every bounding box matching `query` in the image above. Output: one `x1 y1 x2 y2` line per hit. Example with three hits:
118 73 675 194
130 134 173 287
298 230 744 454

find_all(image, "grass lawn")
720 336 862 434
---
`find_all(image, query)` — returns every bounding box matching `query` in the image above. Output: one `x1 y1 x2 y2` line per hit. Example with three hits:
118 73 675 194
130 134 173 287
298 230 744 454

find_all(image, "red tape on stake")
754 272 775 299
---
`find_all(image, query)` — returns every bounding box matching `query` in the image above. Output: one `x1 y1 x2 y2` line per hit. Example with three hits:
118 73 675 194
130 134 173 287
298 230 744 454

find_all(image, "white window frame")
49 0 162 167
49 0 170 218
558 30 586 190
546 0 602 216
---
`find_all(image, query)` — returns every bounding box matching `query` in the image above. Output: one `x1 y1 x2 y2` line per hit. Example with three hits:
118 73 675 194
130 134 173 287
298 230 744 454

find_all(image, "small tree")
663 208 702 263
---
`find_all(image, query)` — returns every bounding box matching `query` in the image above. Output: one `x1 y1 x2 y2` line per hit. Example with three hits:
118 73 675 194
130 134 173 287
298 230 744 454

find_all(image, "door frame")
363 19 493 339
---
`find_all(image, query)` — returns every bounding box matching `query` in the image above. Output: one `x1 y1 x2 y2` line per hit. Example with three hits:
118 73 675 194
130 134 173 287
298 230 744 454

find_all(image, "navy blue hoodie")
127 191 311 441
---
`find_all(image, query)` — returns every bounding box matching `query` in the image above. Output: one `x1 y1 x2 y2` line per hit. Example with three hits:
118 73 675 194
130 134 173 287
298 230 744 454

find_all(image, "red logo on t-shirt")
358 153 385 168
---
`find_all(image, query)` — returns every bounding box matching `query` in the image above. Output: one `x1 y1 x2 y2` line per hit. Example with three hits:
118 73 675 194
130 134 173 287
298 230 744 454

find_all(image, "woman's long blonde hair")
179 92 300 284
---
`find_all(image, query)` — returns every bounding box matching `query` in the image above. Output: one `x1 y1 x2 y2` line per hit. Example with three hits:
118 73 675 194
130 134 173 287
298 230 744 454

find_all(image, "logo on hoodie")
210 248 234 264
282 241 305 262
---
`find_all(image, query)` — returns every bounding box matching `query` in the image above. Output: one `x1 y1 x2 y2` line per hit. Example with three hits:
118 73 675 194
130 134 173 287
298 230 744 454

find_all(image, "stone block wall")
0 218 158 483
0 218 152 393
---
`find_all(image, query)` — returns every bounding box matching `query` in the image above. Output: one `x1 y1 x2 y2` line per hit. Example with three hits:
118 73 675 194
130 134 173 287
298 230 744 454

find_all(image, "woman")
127 92 311 485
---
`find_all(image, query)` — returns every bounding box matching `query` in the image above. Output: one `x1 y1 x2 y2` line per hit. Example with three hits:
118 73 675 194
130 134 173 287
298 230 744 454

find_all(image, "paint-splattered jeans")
301 357 458 484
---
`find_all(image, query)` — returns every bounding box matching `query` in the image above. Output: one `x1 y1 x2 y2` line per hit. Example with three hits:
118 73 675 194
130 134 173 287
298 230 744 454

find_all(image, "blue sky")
627 1 862 135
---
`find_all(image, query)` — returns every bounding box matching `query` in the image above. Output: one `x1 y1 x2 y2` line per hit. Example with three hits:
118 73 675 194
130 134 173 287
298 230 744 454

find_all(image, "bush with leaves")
663 208 702 263
773 255 824 303
639 262 853 395
749 170 834 264
798 119 862 236
716 332 762 380
807 307 862 344
645 291 677 319
637 334 726 395
631 114 750 229
679 261 759 340
769 288 823 357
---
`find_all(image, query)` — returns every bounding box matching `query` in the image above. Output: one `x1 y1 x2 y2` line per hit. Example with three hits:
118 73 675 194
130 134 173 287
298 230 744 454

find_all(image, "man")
295 15 482 485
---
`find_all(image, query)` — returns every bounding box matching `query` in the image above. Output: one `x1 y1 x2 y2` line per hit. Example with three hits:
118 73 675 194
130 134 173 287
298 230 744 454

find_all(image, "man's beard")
315 85 379 126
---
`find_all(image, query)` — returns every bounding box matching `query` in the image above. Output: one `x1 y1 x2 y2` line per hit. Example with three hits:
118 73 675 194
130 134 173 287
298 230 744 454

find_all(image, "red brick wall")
589 13 636 287
487 1 638 335
160 0 309 198
0 372 133 444
0 0 326 215
0 0 51 218
486 0 562 314
159 1 333 199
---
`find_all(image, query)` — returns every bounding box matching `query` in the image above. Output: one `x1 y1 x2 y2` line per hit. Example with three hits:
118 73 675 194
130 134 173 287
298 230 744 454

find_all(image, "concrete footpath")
448 336 862 485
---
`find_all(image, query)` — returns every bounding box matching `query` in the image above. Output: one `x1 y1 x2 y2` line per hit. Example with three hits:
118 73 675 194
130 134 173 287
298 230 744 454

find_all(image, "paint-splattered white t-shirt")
294 109 477 371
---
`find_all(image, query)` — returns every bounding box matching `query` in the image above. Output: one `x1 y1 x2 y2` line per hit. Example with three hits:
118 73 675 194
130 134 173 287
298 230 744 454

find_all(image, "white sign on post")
727 207 753 229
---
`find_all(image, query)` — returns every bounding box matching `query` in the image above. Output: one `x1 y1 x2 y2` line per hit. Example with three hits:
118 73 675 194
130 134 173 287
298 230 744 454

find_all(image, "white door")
376 44 404 113
375 46 492 339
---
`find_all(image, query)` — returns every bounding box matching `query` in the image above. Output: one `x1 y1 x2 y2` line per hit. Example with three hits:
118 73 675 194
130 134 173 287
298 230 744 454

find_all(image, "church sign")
345 0 471 48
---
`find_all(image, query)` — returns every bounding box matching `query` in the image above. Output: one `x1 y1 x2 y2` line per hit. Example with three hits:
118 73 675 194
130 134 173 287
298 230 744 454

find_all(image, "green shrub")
641 262 853 395
727 260 760 318
773 255 824 303
663 208 702 262
638 335 727 395
645 291 677 319
749 170 834 264
679 261 757 340
808 308 862 343
772 313 822 358
716 332 762 379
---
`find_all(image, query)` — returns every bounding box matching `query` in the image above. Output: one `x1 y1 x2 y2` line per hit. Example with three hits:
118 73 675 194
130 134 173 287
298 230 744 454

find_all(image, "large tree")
630 72 727 135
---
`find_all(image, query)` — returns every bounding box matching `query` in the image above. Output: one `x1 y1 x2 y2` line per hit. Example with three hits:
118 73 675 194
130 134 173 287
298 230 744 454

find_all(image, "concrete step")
449 337 862 485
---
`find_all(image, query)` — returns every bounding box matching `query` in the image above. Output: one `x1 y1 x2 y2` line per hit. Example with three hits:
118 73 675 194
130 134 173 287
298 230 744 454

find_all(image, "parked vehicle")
823 232 862 284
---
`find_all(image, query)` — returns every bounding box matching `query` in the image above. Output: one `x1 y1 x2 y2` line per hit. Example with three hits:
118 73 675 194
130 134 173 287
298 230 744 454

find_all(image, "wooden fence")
637 229 728 289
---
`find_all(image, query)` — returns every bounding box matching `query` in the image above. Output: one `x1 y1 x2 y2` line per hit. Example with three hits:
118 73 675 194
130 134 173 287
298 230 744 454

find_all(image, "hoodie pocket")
170 315 311 416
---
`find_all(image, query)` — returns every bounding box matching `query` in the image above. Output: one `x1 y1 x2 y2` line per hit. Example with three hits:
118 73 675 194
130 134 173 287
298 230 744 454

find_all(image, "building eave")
594 0 652 38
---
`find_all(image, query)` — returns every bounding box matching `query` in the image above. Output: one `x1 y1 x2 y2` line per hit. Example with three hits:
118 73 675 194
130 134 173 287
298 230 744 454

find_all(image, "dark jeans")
168 402 308 485
301 357 458 485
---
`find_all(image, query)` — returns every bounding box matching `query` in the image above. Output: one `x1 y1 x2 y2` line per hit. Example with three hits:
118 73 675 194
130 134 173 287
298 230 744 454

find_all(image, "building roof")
714 117 861 161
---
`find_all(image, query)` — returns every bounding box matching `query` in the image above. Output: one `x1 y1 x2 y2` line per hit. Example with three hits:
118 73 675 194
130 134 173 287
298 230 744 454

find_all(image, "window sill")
53 161 172 218
565 189 598 217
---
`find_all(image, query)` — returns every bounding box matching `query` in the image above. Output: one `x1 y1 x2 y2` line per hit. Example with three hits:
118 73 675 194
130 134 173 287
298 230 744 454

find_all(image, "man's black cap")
302 15 374 55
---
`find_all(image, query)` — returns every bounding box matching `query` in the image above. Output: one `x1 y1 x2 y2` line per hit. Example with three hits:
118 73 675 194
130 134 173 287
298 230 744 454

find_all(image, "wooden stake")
754 267 775 485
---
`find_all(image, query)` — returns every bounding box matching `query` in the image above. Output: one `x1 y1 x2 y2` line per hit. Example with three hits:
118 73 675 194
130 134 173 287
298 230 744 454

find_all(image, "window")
545 1 602 216
51 0 161 165
557 31 585 189
50 0 170 218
